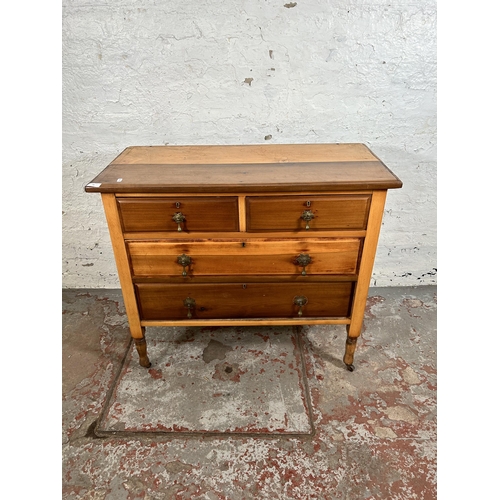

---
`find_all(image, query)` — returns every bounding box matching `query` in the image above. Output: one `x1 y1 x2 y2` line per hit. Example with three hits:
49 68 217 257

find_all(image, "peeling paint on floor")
97 326 313 436
63 286 436 499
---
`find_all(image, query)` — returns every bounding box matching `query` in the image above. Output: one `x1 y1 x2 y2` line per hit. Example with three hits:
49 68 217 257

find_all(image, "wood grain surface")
85 144 402 193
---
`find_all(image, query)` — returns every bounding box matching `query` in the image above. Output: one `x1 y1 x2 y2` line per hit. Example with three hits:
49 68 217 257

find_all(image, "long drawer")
246 194 371 231
127 238 362 277
117 197 239 233
135 282 354 320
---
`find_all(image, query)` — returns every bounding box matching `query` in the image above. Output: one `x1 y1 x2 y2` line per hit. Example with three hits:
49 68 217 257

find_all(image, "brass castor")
139 358 152 369
134 336 151 368
343 332 358 372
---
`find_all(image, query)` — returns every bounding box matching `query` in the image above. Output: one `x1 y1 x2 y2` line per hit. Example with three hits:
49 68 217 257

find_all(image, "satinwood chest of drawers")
85 144 402 370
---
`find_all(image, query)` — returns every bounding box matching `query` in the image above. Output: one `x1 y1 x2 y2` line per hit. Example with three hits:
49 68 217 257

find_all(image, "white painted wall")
62 0 436 288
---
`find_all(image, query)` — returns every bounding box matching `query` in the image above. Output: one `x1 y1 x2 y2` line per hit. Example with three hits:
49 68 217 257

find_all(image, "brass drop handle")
294 253 311 276
177 254 191 276
183 297 196 319
172 212 186 232
293 295 308 317
300 210 315 230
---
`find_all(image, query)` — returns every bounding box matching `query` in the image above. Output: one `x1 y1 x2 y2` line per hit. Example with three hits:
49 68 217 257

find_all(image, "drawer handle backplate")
177 254 192 276
183 297 196 319
293 295 308 316
300 210 315 230
172 212 186 232
294 253 312 275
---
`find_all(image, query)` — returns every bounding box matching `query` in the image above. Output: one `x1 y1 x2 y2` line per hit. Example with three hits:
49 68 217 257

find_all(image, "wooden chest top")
85 143 402 194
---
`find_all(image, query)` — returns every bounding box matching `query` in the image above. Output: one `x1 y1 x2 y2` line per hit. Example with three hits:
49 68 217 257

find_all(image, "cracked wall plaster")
62 0 437 288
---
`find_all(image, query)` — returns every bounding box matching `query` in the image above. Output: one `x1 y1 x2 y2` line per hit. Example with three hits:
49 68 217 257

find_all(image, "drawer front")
117 197 239 233
246 195 371 231
136 282 354 320
127 238 362 277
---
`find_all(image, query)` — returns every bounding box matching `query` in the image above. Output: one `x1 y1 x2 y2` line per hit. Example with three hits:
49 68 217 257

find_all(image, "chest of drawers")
85 144 402 371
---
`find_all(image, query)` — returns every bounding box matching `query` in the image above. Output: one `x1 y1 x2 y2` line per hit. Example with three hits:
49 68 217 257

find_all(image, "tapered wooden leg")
101 194 152 368
133 328 151 368
343 325 358 372
342 191 387 372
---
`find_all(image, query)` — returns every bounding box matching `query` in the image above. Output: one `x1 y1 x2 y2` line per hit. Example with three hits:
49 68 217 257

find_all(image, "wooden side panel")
136 282 354 320
246 195 371 231
100 194 143 338
127 238 362 277
117 197 239 232
348 190 387 337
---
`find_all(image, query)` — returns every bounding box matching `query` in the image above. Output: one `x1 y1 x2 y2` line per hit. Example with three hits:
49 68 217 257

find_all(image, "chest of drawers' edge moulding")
85 143 402 371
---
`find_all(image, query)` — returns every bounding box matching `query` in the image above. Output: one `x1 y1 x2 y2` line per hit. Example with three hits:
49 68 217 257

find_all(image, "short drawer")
135 282 354 320
127 238 362 277
246 195 371 231
117 197 239 233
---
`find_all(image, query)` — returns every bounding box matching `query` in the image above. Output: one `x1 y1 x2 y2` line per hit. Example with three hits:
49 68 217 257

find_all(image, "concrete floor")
62 286 437 499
